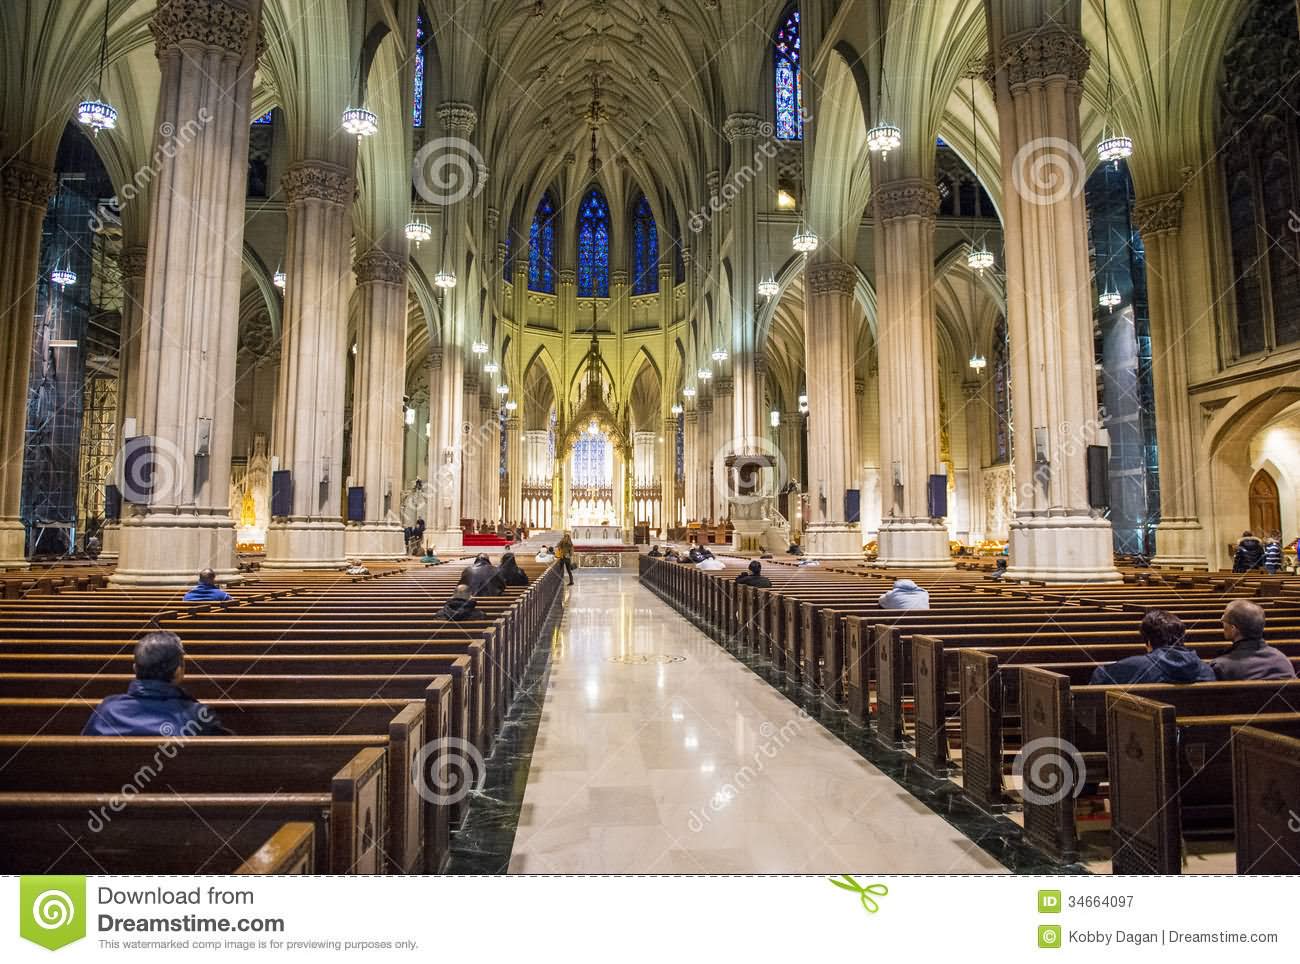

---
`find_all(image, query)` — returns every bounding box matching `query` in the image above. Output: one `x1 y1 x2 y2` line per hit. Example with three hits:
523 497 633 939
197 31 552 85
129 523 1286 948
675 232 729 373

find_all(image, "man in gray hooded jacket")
878 578 929 610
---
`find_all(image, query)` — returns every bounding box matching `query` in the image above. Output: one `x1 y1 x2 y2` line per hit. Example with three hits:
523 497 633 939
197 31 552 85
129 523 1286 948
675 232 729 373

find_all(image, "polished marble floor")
508 571 1007 874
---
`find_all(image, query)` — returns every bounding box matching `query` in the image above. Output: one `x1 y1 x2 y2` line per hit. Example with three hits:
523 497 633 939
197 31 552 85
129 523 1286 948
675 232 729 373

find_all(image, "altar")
571 524 627 544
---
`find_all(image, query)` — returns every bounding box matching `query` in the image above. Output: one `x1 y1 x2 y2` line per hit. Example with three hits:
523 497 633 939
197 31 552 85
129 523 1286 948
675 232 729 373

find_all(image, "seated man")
436 584 479 622
878 578 929 610
498 552 529 587
647 545 663 558
83 631 229 736
182 568 232 602
687 543 708 564
736 560 772 588
460 553 506 596
421 550 441 565
1213 600 1297 681
1090 609 1214 685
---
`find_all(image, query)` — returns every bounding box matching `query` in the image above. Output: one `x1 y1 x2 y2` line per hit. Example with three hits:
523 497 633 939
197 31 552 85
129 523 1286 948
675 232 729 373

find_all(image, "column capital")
805 261 858 296
486 206 500 231
854 378 865 397
558 268 577 287
714 376 734 395
437 101 478 136
118 244 150 281
463 372 479 393
151 0 258 57
0 159 56 210
428 346 443 370
610 268 629 287
506 415 521 430
697 395 713 415
999 27 1090 90
723 112 767 143
353 249 406 285
684 410 698 425
1133 191 1184 236
281 161 352 205
871 178 940 223
962 380 983 400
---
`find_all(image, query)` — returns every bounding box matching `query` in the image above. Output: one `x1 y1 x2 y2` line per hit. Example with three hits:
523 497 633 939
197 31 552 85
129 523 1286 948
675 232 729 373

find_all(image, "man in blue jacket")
82 631 229 736
182 568 232 602
1089 609 1214 685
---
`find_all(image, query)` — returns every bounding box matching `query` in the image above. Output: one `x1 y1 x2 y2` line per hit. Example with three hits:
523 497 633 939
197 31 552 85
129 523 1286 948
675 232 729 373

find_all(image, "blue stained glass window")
529 191 557 294
577 187 610 298
503 233 512 283
252 111 273 125
413 12 426 127
631 194 659 295
774 9 802 141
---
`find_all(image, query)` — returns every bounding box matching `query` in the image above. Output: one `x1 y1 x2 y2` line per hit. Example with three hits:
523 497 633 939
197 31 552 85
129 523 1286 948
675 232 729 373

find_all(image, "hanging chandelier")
697 368 712 381
77 0 119 135
51 266 77 287
683 386 697 398
405 220 432 244
710 347 728 363
342 106 378 139
435 269 458 289
671 402 683 415
757 276 780 299
968 353 987 373
496 383 510 395
483 360 499 375
867 123 901 159
1097 0 1133 167
967 244 995 274
471 340 489 354
273 269 286 289
965 76 995 276
792 227 819 253
505 399 517 411
1099 283 1122 309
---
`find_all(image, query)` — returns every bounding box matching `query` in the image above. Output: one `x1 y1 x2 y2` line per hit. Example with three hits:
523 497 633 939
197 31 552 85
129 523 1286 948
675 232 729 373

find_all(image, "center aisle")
508 571 1007 873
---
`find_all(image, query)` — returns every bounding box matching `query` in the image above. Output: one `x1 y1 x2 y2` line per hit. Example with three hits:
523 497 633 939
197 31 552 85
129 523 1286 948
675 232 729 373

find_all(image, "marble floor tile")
508 571 1007 874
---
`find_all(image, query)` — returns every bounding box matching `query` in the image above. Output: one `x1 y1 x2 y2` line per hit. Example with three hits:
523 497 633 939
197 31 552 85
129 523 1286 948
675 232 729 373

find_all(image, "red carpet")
462 533 513 547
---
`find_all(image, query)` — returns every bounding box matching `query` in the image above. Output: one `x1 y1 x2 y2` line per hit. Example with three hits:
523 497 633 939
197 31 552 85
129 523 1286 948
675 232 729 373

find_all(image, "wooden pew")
234 822 317 874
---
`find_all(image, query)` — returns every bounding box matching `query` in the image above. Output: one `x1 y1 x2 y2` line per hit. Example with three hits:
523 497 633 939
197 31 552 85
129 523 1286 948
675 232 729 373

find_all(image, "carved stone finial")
281 161 353 205
872 179 941 223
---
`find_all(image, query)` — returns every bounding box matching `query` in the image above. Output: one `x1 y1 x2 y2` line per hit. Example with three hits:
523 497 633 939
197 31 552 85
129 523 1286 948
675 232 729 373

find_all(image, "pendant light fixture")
435 201 457 289
711 347 729 363
965 75 995 275
1099 281 1122 310
866 0 901 160
51 264 77 288
404 220 432 245
792 226 819 253
1097 0 1132 167
757 198 780 298
77 0 119 135
342 0 379 139
272 266 286 290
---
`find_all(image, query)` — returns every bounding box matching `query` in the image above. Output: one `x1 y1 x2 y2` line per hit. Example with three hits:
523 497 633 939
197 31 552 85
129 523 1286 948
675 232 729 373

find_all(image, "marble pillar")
802 261 862 557
661 415 677 534
872 181 953 567
722 112 765 454
1135 192 1204 567
506 414 522 523
991 25 1119 581
344 249 407 560
112 0 262 586
263 159 353 569
683 410 698 521
696 394 714 520
963 381 988 543
0 161 55 569
460 371 481 523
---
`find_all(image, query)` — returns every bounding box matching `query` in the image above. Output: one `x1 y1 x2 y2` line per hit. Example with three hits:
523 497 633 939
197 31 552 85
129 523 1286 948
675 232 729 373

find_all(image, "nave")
509 572 1004 874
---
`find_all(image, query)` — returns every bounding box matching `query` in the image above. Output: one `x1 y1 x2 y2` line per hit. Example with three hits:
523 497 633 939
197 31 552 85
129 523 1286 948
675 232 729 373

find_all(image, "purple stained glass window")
774 9 802 141
529 191 557 293
632 194 659 295
577 187 610 298
413 13 426 127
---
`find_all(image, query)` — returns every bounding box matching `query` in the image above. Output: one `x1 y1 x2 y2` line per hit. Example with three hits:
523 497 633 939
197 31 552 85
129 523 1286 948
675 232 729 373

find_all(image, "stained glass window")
993 317 1011 464
503 233 512 283
572 431 611 486
413 12 426 127
252 111 273 125
631 194 659 295
577 187 611 297
529 191 557 293
774 8 802 141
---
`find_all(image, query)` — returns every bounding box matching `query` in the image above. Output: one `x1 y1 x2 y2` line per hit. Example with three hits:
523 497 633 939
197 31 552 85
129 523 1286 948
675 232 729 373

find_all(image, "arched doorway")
1249 470 1281 535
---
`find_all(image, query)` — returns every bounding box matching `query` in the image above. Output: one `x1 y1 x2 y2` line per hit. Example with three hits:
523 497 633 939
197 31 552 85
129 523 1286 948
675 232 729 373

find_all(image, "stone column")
460 371 481 525
98 245 150 563
263 160 353 570
427 345 465 545
696 393 714 520
661 415 677 535
990 24 1119 581
0 161 56 568
112 0 262 586
871 181 952 567
506 414 522 523
344 249 407 560
1135 191 1203 567
801 260 862 557
963 381 987 543
683 409 699 520
723 112 766 455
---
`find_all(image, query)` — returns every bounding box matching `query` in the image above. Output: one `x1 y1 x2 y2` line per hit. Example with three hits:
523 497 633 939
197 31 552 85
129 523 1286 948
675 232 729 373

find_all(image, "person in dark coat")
736 560 772 588
182 568 232 602
1213 600 1297 681
460 554 506 596
1263 533 1283 575
1233 531 1266 572
82 631 229 736
498 552 529 587
647 545 663 557
1089 609 1214 685
436 584 479 621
